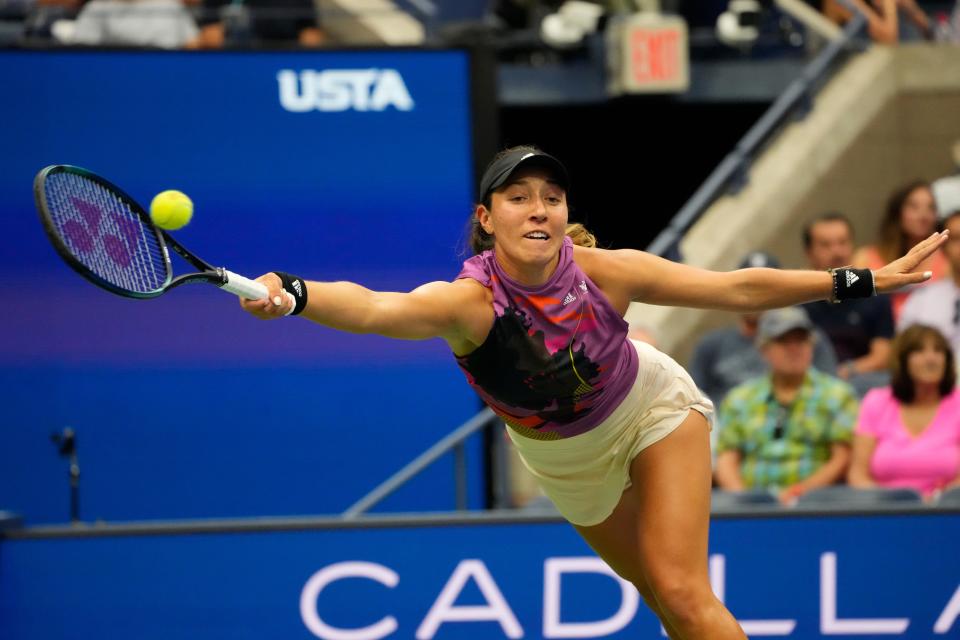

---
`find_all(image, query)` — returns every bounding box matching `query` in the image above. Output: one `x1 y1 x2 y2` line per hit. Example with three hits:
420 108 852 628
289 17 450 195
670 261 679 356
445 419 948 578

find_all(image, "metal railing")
342 408 504 519
5 500 960 540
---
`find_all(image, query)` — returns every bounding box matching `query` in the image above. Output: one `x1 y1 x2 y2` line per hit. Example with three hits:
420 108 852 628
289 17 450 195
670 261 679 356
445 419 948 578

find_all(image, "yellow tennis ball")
149 190 193 230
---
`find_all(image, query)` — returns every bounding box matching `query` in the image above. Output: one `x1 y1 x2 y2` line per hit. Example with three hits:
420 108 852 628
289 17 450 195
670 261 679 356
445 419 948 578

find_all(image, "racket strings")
45 173 168 293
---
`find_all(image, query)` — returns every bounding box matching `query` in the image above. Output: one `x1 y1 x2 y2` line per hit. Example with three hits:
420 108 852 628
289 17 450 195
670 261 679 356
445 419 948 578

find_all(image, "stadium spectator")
853 180 947 321
193 0 325 48
715 306 857 504
802 212 894 397
931 0 959 42
67 0 198 48
931 140 960 218
822 0 932 44
848 325 960 499
689 252 837 407
899 210 960 357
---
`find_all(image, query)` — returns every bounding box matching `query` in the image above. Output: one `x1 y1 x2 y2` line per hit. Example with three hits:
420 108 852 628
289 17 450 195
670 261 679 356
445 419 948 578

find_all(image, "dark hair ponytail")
468 214 495 254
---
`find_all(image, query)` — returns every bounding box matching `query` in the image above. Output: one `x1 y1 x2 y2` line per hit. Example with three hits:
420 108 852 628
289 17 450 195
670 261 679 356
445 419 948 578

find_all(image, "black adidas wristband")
829 267 875 303
272 271 308 316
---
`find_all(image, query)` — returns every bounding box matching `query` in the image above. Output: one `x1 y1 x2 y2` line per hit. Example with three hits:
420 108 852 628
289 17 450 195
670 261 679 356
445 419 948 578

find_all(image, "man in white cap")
899 209 960 359
715 306 858 504
931 141 960 221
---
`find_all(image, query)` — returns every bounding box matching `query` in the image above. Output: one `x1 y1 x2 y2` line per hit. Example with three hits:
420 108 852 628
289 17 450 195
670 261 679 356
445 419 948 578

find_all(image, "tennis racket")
34 164 292 306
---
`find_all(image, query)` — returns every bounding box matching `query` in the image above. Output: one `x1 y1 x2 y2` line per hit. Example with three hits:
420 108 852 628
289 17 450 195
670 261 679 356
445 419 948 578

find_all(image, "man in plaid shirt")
715 306 859 504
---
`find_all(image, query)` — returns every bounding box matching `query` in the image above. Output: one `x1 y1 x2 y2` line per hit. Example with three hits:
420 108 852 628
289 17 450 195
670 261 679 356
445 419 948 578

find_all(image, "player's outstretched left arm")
584 231 948 312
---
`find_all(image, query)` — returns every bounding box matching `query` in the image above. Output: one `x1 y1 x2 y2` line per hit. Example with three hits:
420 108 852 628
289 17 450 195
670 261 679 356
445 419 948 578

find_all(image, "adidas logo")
291 280 303 296
562 292 577 306
846 271 859 287
578 280 588 293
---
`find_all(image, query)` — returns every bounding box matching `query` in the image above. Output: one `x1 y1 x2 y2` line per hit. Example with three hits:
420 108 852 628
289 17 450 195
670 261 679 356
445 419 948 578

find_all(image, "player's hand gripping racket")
34 164 292 306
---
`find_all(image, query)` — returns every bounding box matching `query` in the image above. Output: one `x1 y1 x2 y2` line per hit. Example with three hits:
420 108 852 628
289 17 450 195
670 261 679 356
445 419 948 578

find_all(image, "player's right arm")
239 274 493 353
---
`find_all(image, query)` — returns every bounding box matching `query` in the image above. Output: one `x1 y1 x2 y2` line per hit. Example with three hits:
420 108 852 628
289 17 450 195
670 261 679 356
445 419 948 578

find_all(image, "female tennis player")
240 146 947 639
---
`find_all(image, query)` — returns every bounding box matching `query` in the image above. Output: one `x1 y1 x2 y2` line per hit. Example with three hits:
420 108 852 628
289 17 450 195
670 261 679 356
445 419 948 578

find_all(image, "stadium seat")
796 486 923 506
711 489 780 509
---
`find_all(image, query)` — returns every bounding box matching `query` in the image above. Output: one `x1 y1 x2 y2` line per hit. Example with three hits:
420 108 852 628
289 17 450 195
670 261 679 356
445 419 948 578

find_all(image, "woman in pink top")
240 147 947 640
853 180 948 320
849 325 960 498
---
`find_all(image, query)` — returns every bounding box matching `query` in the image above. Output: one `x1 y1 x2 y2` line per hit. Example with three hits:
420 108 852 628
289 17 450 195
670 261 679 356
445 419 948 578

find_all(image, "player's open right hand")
873 230 949 293
238 273 293 319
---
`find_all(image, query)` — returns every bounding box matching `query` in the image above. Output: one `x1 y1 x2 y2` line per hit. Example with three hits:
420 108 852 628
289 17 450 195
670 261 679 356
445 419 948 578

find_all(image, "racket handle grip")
220 269 268 299
220 269 296 309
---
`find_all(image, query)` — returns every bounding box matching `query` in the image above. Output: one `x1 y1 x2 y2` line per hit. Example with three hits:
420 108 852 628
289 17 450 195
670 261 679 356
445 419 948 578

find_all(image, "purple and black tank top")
455 237 639 440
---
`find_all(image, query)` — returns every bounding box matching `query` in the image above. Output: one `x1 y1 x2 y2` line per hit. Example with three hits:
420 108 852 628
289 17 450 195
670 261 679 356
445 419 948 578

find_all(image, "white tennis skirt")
507 340 714 527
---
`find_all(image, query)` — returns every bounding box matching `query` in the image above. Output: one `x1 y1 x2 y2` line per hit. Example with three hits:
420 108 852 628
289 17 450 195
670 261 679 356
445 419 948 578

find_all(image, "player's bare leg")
575 411 747 639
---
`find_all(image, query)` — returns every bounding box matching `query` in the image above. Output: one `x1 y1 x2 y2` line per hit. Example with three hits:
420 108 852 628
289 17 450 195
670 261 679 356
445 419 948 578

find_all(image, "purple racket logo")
62 196 140 268
37 167 170 296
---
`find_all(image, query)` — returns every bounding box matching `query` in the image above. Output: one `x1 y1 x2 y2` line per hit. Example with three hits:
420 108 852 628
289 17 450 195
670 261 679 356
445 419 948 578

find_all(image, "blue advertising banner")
0 50 484 524
2 513 959 639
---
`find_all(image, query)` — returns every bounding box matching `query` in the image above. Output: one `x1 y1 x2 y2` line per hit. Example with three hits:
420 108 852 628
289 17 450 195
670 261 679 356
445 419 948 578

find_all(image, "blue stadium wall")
2 512 960 639
0 50 486 524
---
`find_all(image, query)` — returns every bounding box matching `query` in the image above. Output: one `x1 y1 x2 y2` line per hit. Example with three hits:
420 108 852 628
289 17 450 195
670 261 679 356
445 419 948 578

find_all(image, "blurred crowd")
0 0 957 49
0 0 326 48
699 145 960 507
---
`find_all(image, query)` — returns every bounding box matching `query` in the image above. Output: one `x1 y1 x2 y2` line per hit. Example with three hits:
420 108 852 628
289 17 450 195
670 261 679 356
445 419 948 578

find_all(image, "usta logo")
277 69 414 113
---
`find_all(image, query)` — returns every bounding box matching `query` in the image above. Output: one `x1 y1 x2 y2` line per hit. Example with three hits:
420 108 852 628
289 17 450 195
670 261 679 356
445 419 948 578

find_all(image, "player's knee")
648 574 716 628
605 566 661 609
